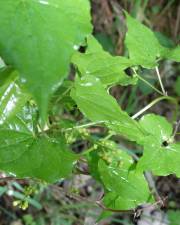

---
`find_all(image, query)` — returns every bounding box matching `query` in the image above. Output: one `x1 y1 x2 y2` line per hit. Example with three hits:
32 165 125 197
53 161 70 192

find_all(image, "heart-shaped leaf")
0 105 77 182
88 141 153 210
138 114 180 177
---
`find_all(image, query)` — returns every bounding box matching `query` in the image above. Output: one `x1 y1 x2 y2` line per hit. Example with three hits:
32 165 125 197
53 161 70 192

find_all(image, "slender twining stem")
145 172 162 202
172 120 180 138
155 67 167 96
132 96 178 120
132 68 163 95
64 121 105 131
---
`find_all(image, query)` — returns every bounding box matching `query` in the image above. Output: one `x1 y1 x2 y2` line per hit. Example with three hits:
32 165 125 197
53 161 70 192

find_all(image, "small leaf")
139 114 173 144
138 114 180 177
0 0 92 123
71 75 146 143
125 12 163 68
72 35 137 86
125 12 180 67
163 46 180 62
0 105 77 182
95 142 153 210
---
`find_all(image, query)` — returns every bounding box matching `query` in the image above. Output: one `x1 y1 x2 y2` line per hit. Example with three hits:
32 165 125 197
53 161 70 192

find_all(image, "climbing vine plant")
0 0 180 215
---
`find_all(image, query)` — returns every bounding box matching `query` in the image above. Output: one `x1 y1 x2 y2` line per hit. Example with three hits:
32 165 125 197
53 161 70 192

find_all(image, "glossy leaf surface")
0 0 92 123
71 75 146 143
0 105 77 182
72 35 137 86
0 68 28 125
138 114 180 177
89 141 153 210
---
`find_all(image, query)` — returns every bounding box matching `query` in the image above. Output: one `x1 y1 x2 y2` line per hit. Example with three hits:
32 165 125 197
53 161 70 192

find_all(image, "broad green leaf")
71 75 147 143
125 12 180 67
0 68 28 125
96 142 153 210
0 105 77 182
0 0 92 123
125 12 163 68
138 114 180 177
139 114 173 144
88 140 133 182
72 35 137 86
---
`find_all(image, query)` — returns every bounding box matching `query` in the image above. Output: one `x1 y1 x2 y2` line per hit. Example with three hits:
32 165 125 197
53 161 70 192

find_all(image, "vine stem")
64 121 105 131
132 68 163 95
155 67 167 96
172 120 180 138
132 96 178 120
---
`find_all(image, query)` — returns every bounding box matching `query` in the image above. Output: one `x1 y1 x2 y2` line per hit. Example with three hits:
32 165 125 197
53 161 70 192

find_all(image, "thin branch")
172 120 180 138
132 96 177 119
155 67 167 96
64 121 105 131
145 172 161 202
50 184 134 214
132 68 163 95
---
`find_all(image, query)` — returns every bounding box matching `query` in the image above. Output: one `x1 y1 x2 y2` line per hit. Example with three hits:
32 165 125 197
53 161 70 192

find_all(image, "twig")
132 96 177 119
132 68 163 95
145 172 161 202
174 5 180 40
64 121 105 131
172 120 180 138
155 67 167 96
50 184 134 214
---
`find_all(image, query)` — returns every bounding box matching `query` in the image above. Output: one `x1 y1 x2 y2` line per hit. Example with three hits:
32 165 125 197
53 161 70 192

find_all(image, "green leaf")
139 114 173 144
0 66 14 87
138 114 180 177
96 142 153 210
0 68 28 125
95 33 115 54
125 12 163 68
88 150 101 182
125 12 180 67
71 75 146 143
154 32 175 48
0 0 92 123
0 105 77 182
72 35 137 86
175 76 180 96
163 45 180 62
168 210 180 225
0 57 5 69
